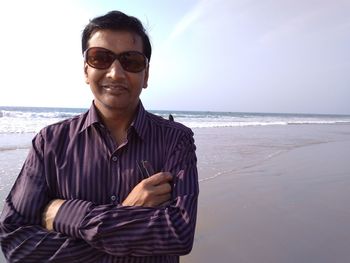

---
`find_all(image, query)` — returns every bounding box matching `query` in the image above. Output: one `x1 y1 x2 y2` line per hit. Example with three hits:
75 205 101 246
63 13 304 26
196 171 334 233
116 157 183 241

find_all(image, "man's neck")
94 101 139 144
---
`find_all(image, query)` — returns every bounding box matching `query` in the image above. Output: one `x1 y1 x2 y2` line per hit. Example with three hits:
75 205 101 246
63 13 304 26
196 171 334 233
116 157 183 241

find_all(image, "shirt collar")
79 102 103 133
79 101 149 140
130 101 148 141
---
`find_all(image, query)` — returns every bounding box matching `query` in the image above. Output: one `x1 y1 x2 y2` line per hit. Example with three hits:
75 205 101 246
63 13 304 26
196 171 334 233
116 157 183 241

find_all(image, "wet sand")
182 126 350 263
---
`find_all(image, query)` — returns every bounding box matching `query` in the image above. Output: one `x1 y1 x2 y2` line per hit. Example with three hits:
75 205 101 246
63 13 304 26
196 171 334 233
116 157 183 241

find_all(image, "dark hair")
82 11 152 61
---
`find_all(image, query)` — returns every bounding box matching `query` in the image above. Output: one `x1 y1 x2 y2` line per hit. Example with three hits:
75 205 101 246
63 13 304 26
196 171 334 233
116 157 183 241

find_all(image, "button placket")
110 153 120 204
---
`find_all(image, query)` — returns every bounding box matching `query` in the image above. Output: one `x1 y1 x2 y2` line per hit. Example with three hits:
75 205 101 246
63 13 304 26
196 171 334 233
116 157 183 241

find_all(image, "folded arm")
50 131 199 256
0 134 103 262
0 131 199 260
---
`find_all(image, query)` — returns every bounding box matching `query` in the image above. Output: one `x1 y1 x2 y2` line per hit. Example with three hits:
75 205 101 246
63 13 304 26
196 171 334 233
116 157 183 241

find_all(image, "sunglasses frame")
84 47 148 73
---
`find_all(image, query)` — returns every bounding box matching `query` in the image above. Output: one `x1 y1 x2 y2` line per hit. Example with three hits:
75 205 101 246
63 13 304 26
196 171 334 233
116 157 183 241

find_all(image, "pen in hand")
123 161 172 207
137 160 155 177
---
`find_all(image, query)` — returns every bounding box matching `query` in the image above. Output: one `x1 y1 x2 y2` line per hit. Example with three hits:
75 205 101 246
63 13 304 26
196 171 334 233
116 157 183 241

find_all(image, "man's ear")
143 64 149 89
84 63 89 84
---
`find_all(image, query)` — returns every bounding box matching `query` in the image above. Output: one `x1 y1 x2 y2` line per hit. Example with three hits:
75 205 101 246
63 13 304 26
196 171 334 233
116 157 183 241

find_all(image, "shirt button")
112 156 118 162
111 195 117 202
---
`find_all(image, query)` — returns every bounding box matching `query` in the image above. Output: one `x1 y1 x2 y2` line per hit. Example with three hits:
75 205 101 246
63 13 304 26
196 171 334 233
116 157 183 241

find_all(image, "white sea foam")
0 107 84 133
1 107 350 133
177 118 350 129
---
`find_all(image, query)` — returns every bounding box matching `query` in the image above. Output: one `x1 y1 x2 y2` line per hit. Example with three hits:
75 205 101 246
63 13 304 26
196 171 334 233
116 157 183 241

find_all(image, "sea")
1 106 350 134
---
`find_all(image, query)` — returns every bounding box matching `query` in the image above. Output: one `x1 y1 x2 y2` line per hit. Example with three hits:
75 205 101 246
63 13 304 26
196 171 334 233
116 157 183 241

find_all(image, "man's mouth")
102 85 128 95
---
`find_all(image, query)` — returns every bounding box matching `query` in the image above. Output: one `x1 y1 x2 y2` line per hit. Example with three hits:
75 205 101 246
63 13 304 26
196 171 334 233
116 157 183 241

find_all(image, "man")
0 11 198 262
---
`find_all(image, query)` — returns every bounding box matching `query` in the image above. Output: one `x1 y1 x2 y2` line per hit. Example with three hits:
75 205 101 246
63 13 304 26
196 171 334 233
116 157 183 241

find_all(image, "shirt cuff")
53 199 92 239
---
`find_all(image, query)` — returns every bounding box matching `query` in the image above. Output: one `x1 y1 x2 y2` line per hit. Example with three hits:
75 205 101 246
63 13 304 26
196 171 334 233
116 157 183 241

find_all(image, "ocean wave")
0 108 84 133
0 145 31 152
0 110 78 119
181 120 350 129
1 107 350 133
1 119 350 133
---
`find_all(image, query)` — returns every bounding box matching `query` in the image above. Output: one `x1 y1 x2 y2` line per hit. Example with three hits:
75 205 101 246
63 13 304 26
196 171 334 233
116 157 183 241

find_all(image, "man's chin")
95 98 139 112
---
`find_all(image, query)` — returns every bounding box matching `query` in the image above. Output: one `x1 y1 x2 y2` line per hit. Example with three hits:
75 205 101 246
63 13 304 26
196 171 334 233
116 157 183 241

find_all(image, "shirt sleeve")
53 130 199 257
0 133 103 262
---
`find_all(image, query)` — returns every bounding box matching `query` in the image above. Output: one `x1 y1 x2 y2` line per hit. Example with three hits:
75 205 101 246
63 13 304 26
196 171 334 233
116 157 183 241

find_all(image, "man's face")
84 29 149 113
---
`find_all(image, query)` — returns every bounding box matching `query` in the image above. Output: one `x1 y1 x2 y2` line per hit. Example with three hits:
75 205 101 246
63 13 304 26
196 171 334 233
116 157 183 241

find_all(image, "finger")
147 172 172 185
154 182 171 195
159 193 172 204
152 193 171 206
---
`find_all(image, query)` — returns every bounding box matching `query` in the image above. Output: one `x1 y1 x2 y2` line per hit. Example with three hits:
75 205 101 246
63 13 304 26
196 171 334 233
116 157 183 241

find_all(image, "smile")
102 85 128 95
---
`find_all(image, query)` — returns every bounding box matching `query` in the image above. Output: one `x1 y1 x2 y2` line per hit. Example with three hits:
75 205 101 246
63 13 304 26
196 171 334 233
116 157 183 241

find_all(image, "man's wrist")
42 199 65 231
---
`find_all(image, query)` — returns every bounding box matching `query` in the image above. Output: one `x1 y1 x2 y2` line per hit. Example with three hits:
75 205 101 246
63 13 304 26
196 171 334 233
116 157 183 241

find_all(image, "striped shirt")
0 102 199 263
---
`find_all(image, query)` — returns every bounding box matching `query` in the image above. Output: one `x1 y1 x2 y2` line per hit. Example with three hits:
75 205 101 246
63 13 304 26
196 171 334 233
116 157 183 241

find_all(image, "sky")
0 0 349 114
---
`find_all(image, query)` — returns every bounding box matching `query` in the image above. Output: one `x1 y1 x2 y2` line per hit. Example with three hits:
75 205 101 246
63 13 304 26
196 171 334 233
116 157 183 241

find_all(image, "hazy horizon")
2 105 350 117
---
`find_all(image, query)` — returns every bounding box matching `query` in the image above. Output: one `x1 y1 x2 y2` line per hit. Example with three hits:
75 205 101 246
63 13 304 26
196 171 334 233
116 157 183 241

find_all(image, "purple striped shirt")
0 102 199 262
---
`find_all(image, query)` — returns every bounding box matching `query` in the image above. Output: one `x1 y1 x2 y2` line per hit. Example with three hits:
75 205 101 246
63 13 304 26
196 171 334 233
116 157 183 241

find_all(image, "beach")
183 124 350 263
1 124 350 262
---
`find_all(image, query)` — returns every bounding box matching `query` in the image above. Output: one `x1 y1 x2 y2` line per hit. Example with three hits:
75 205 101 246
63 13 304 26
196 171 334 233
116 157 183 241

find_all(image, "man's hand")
122 172 172 207
42 199 65 231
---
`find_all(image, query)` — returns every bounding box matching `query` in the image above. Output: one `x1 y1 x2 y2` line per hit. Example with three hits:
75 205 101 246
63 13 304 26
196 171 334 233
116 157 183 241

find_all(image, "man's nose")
106 60 126 79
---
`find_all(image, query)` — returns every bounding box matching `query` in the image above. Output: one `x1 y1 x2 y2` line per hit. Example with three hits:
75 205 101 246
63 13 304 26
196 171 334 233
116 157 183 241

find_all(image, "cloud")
167 0 211 41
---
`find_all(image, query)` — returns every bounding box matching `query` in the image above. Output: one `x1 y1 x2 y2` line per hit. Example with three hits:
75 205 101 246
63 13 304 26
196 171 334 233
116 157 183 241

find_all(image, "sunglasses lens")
85 48 147 72
119 52 147 73
86 48 115 69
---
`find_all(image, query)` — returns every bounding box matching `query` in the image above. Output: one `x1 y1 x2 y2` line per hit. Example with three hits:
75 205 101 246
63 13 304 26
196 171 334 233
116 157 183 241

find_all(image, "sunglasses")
84 47 148 73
